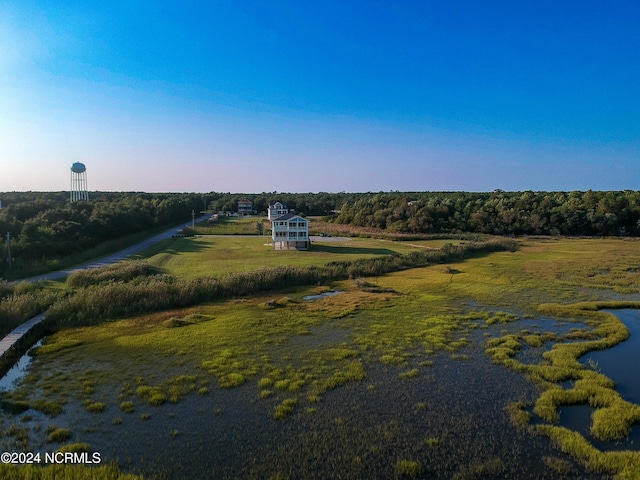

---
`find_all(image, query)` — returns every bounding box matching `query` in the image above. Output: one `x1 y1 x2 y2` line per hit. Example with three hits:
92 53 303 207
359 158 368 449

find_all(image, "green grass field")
192 216 264 235
138 236 453 279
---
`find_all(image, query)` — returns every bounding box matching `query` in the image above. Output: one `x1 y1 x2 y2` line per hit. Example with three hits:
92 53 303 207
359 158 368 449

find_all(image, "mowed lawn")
138 236 448 279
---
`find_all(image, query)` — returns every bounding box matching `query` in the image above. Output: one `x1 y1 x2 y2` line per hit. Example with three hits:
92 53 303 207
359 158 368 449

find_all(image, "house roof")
268 201 287 208
274 213 307 222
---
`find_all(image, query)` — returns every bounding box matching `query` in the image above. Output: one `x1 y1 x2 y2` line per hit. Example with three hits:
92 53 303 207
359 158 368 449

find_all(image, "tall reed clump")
0 284 59 336
47 239 517 328
0 279 13 298
66 260 155 288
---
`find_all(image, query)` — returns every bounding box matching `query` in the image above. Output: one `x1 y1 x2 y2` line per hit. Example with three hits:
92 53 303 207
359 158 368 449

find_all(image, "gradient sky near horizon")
1 0 639 193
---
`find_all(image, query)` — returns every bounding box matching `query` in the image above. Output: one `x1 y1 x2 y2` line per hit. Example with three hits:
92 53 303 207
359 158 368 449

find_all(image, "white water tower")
70 162 89 202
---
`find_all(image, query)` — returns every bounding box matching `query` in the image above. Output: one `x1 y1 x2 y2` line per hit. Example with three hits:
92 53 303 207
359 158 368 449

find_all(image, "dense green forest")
205 192 360 216
333 190 640 236
207 190 640 237
1 190 639 278
0 192 204 276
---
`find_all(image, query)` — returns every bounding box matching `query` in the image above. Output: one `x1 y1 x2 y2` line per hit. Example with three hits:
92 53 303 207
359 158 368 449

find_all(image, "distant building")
271 213 309 250
268 201 289 220
238 199 253 215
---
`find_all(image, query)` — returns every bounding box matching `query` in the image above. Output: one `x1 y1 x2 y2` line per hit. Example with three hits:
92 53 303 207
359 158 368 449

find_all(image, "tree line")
205 192 360 216
0 192 204 275
332 190 640 236
2 189 638 277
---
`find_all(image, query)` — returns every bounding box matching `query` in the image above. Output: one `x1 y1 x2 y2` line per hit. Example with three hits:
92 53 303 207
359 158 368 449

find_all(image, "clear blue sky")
1 0 639 193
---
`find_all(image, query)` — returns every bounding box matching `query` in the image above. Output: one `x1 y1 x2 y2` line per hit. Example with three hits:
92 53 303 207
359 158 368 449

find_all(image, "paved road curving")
17 215 210 283
15 219 352 284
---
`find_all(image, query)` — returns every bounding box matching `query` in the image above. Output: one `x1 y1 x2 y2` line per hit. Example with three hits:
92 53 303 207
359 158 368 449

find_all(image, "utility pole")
6 232 12 270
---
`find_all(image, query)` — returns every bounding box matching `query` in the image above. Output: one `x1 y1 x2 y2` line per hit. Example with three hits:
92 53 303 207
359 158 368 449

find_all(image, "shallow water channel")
0 339 43 392
583 310 640 405
558 309 640 450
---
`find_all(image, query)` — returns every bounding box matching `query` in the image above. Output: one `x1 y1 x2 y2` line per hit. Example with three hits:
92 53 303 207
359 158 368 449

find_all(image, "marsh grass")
66 260 154 288
505 401 532 430
396 459 422 477
6 423 29 446
0 399 30 414
274 398 298 420
57 442 91 453
425 437 439 448
7 237 640 479
5 239 570 436
46 238 517 328
31 399 64 417
399 369 419 379
84 401 106 413
136 385 167 406
47 427 72 443
536 424 640 478
0 287 59 336
452 458 506 479
487 301 640 478
0 464 143 480
542 455 574 474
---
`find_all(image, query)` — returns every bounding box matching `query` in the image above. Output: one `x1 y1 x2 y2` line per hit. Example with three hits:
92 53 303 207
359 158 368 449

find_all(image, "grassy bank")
140 236 462 279
46 238 517 328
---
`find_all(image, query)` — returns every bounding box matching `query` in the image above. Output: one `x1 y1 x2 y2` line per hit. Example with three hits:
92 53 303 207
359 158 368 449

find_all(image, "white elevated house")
268 201 289 220
271 213 310 250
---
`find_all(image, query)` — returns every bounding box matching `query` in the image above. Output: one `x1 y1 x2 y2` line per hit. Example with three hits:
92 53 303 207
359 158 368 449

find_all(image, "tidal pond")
302 290 343 301
581 310 640 405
